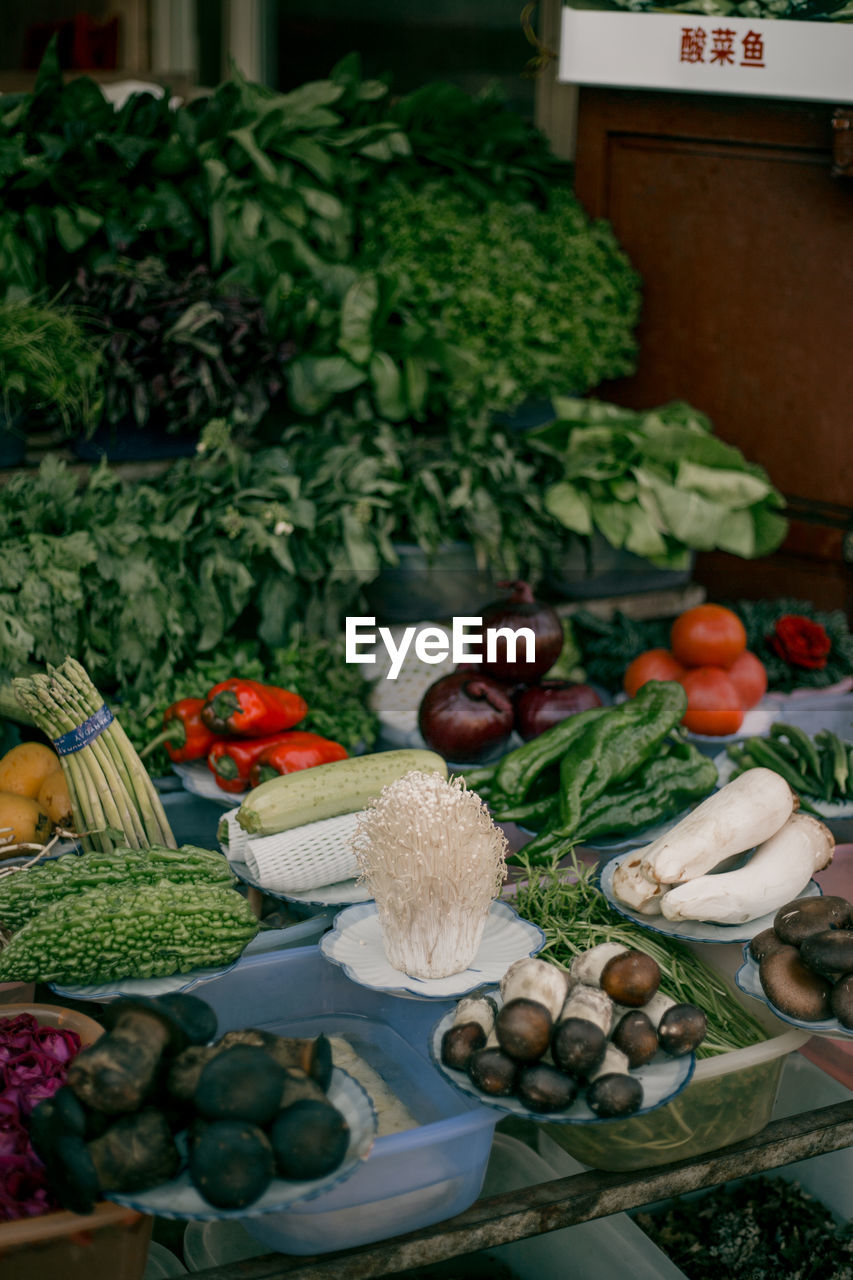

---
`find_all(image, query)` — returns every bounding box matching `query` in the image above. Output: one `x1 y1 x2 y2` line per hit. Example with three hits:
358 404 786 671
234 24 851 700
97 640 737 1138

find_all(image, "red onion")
514 681 603 741
479 582 563 683
419 672 515 763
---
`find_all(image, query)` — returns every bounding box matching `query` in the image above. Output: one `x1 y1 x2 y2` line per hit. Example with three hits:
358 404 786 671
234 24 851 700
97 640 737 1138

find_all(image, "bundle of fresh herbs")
65 258 295 436
357 180 641 419
0 298 101 434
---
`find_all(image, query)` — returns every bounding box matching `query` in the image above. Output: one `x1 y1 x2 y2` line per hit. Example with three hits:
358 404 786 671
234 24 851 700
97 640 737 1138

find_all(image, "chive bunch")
512 855 767 1058
13 658 176 853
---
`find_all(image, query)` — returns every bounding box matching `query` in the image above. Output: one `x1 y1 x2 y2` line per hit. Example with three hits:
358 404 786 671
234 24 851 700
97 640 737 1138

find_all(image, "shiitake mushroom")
610 1011 659 1068
749 927 790 964
600 950 661 1007
495 998 553 1063
800 930 853 980
188 1119 275 1209
830 973 853 1029
759 945 834 1021
773 895 853 946
269 1099 350 1181
515 1063 579 1114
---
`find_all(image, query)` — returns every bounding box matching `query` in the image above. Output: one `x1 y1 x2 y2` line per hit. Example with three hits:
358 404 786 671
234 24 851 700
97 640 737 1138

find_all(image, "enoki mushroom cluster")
354 771 508 980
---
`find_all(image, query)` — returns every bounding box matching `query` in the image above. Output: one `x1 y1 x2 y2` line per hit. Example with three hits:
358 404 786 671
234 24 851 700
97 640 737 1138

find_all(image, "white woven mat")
221 809 361 893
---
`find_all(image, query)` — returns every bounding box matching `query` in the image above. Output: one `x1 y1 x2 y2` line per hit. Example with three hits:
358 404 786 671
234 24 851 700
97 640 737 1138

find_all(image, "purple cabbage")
0 1012 82 1220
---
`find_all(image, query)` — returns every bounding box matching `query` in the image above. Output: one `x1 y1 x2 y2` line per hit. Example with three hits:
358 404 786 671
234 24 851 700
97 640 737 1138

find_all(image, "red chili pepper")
201 679 308 737
248 732 348 788
139 698 222 764
207 732 317 790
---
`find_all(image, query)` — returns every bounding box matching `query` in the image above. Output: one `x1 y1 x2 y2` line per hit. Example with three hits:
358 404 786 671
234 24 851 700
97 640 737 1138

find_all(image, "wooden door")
571 86 853 613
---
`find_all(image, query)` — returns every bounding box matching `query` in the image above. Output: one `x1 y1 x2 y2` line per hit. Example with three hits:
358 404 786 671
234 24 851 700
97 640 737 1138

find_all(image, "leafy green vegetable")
532 398 788 567
0 297 102 432
357 181 641 420
636 1177 853 1280
65 258 294 435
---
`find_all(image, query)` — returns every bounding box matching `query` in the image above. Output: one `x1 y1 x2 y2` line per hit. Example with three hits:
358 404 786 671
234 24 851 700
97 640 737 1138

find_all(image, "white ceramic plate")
599 849 823 945
48 926 316 1002
430 998 694 1124
735 942 853 1040
228 856 372 908
319 899 546 1000
173 761 248 806
714 750 853 819
108 1066 377 1221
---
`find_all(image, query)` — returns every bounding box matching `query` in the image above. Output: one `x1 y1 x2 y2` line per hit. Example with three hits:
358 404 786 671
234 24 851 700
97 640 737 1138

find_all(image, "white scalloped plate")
319 899 546 1000
599 849 822 945
735 942 853 1040
429 997 694 1124
108 1066 377 1221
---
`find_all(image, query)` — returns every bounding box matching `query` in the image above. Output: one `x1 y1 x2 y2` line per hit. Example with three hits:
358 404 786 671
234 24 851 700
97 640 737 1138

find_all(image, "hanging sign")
559 8 853 103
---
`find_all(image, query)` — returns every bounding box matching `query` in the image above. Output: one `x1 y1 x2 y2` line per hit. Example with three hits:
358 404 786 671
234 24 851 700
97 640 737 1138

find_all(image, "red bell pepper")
206 731 320 792
248 732 348 788
139 697 223 764
201 678 308 737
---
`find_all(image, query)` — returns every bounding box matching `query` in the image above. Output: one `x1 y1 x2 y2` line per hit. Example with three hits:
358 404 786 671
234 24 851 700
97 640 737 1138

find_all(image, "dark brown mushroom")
495 998 553 1063
759 945 834 1021
611 1010 659 1068
657 1004 708 1057
68 995 192 1114
773 895 853 946
516 1063 579 1113
600 950 661 1007
800 930 853 980
749 927 790 964
830 973 853 1029
551 1017 607 1079
194 1045 287 1127
467 1043 518 1096
586 1073 643 1119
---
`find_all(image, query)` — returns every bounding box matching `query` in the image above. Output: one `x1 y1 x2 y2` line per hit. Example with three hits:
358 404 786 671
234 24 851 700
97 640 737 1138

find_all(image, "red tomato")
680 667 745 737
623 649 685 698
727 650 768 709
670 604 747 670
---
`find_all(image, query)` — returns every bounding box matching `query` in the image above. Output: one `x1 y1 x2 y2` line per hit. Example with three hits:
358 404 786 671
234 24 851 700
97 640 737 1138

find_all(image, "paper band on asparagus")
13 658 176 853
353 770 507 980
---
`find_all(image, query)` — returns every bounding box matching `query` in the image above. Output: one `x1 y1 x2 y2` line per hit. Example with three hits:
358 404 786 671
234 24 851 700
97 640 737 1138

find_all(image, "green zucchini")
0 844 234 935
233 748 448 837
0 882 259 985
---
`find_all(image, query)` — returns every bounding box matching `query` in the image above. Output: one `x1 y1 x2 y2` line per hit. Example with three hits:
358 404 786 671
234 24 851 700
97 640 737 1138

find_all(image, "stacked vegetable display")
469 680 718 859
440 948 707 1118
750 893 853 1027
0 845 258 987
623 603 768 737
27 992 351 1213
726 722 853 811
144 676 348 794
0 741 71 853
417 582 602 763
611 769 834 924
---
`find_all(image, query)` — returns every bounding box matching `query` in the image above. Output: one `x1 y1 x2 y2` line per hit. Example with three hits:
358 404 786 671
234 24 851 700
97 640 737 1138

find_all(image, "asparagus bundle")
13 658 176 853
